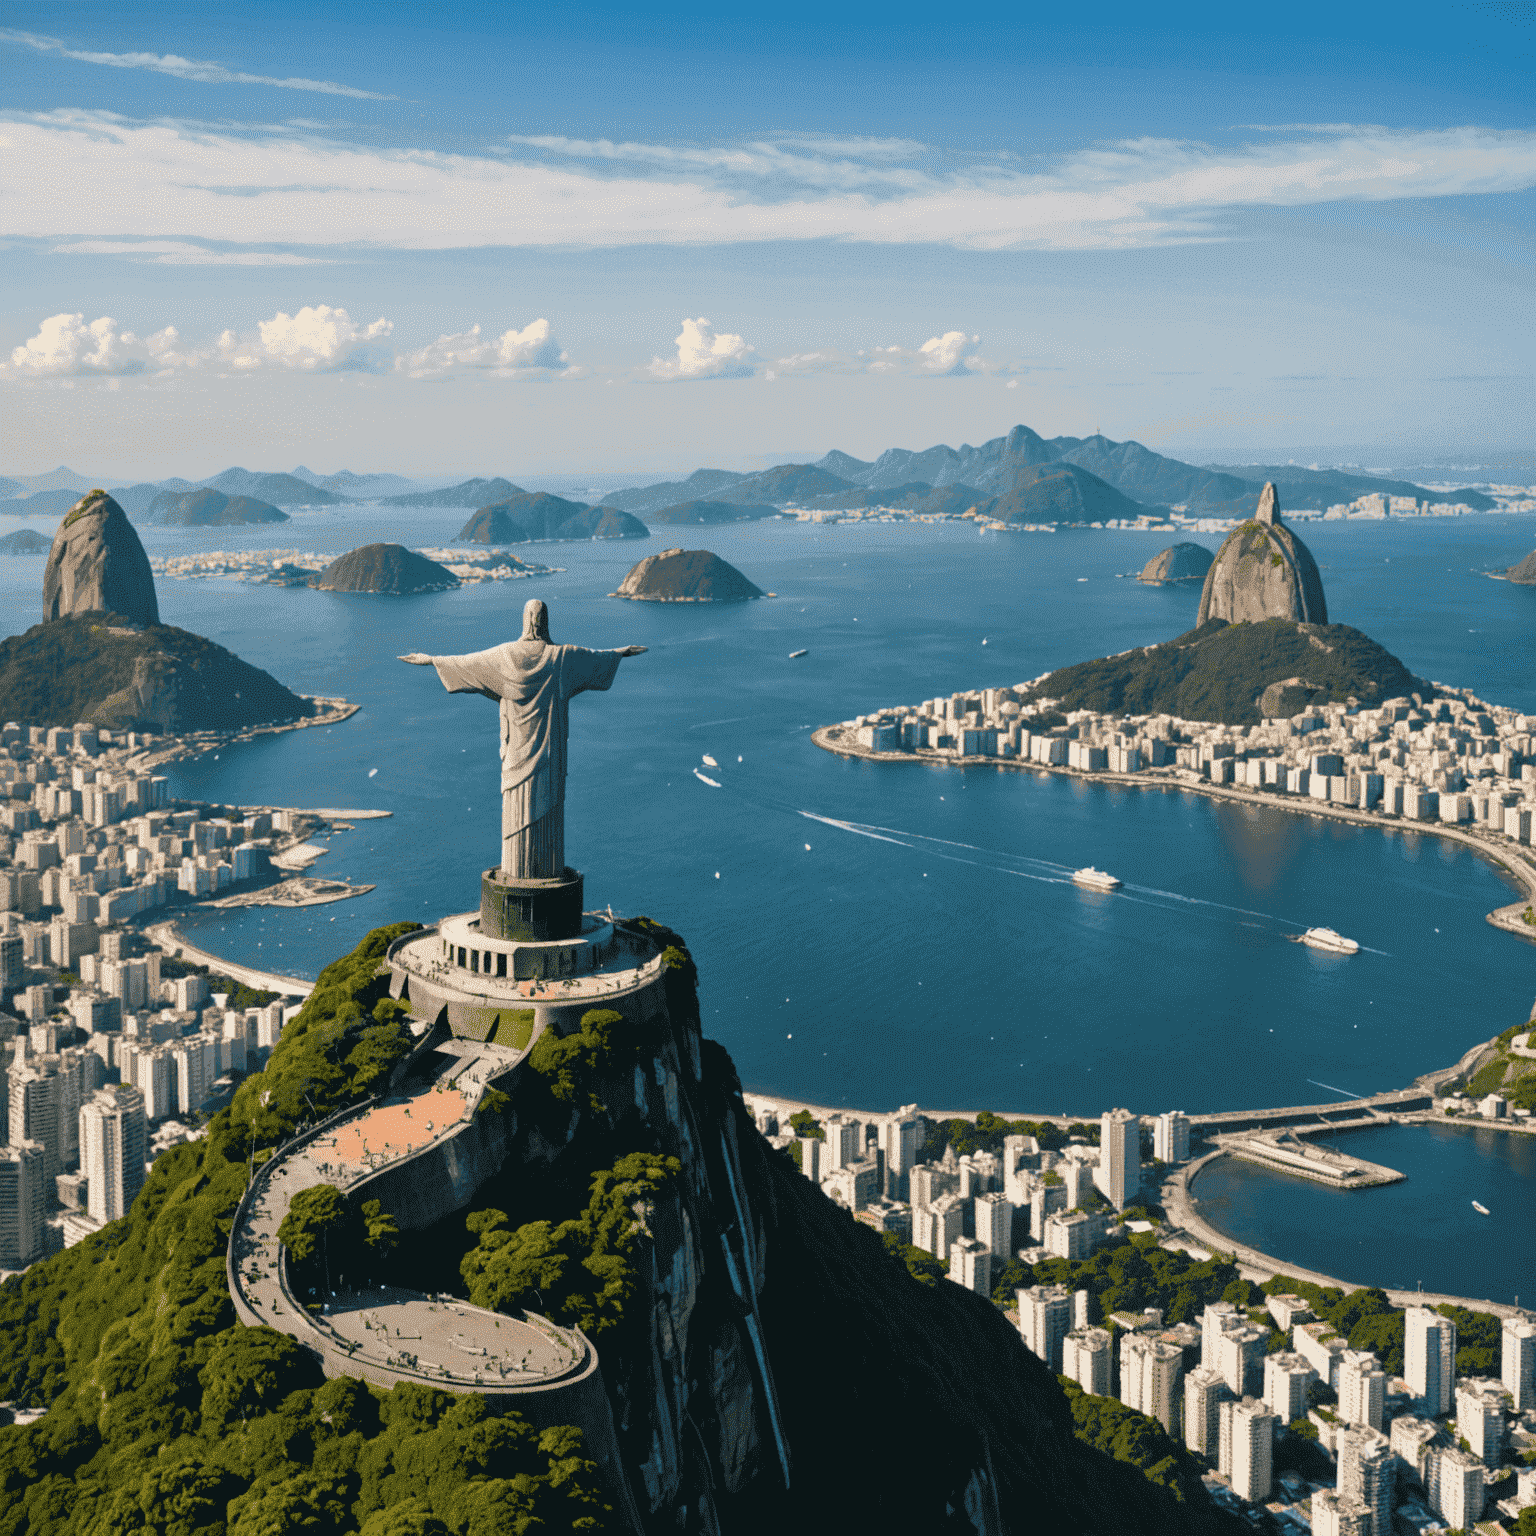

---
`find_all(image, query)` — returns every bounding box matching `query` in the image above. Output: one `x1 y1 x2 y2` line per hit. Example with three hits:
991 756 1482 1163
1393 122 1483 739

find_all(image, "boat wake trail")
1306 1079 1371 1099
791 812 1384 944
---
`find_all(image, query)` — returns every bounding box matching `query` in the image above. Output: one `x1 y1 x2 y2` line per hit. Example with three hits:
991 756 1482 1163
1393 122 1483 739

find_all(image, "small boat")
1472 1200 1490 1216
788 649 808 659
702 754 719 768
693 769 721 788
1299 927 1360 955
1072 867 1122 891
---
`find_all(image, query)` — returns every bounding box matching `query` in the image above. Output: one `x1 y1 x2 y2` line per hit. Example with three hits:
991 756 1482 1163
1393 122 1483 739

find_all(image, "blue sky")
2 0 1532 479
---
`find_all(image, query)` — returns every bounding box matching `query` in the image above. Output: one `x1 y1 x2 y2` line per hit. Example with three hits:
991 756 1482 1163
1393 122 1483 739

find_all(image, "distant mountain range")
0 433 1499 526
594 425 1496 521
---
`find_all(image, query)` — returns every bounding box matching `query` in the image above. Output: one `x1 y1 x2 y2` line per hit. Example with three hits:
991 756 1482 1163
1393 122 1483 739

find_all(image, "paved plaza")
316 1288 586 1385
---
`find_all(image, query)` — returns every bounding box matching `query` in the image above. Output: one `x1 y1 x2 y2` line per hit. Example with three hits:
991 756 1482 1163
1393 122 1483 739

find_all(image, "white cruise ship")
1299 926 1360 955
1072 867 1122 891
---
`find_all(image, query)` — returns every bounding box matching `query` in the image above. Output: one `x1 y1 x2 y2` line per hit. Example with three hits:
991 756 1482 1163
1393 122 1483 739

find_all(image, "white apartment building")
874 1105 921 1200
911 1193 964 1262
1218 1396 1275 1503
1152 1110 1189 1164
973 1190 1012 1254
1309 1489 1372 1536
0 1140 47 1269
1425 1445 1483 1531
1293 1318 1348 1389
1338 1350 1387 1431
1120 1333 1185 1436
1404 1306 1456 1417
1062 1327 1112 1396
1017 1284 1074 1373
1262 1351 1315 1424
821 1113 861 1173
1042 1208 1110 1260
1184 1367 1231 1457
1335 1426 1394 1536
80 1083 147 1224
1455 1377 1509 1467
1503 1315 1536 1412
1216 1324 1267 1400
947 1236 991 1295
1094 1108 1140 1210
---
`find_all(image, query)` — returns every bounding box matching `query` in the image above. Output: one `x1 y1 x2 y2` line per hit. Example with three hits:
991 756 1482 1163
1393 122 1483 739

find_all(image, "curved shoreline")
811 726 1536 932
1163 1147 1527 1317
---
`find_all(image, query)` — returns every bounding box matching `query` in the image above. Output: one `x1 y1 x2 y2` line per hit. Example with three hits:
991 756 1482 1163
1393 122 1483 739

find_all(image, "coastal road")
146 921 313 998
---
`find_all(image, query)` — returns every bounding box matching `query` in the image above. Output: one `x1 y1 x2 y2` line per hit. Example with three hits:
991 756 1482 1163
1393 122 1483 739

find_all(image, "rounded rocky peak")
1506 549 1536 585
1196 483 1327 626
312 542 457 594
43 490 159 628
613 548 765 602
1138 542 1213 583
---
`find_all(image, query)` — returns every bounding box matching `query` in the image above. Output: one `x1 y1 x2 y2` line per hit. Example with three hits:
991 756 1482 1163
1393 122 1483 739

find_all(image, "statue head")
521 598 551 642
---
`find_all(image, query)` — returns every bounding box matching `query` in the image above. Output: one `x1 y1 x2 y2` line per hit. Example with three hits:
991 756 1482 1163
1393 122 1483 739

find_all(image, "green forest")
0 922 614 1536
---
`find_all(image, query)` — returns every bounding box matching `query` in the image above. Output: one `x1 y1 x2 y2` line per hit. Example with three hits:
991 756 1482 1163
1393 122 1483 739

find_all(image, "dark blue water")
1191 1122 1536 1305
2 511 1533 1128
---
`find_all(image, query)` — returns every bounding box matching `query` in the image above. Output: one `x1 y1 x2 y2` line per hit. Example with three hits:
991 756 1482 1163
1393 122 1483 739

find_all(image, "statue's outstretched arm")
398 653 433 665
616 646 647 657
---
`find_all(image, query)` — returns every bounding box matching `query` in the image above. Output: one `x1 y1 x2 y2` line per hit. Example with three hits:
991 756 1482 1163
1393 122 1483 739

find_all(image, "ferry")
1298 927 1360 955
693 769 721 788
702 755 719 768
1072 867 1122 891
1472 1200 1490 1216
788 649 808 659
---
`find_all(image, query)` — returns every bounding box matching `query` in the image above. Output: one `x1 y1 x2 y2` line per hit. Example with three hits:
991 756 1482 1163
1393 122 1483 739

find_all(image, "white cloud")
6 114 1533 256
769 331 1013 378
396 318 566 378
650 318 755 381
8 312 192 376
215 305 392 372
52 239 330 266
1 29 393 99
918 331 982 375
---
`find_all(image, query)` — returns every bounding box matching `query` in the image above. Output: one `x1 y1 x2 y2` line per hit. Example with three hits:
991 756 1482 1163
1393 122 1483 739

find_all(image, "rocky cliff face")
1507 549 1536 584
1139 541 1213 583
0 616 311 730
43 491 159 627
1196 483 1327 626
386 932 1236 1535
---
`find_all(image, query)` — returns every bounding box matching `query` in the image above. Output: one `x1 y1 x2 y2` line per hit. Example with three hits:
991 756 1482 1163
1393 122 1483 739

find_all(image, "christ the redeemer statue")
399 599 645 879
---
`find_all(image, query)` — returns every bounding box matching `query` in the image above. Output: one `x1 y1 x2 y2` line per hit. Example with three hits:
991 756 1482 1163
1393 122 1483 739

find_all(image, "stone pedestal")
480 866 584 941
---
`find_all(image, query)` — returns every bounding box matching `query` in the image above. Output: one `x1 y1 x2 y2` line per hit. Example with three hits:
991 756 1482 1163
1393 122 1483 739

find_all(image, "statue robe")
430 640 622 877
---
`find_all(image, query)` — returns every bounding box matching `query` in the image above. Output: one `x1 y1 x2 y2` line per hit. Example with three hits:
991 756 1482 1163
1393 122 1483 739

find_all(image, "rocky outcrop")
613 548 765 602
1196 483 1327 625
42 491 159 627
0 616 310 730
311 542 458 593
1139 542 1213 583
376 927 1228 1535
1506 550 1536 584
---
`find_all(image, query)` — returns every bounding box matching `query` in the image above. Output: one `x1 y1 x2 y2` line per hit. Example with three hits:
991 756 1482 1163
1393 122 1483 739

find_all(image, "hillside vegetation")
1024 618 1418 725
0 922 615 1536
